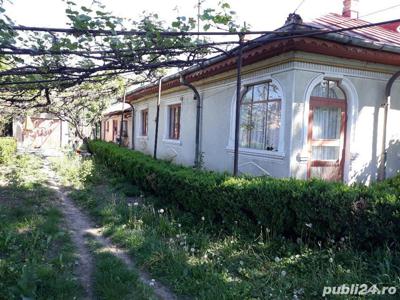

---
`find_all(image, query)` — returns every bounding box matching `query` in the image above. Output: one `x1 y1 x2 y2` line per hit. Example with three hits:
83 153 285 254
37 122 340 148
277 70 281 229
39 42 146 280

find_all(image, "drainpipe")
180 74 202 168
154 76 167 159
119 87 127 147
127 102 135 150
380 70 400 180
233 34 245 176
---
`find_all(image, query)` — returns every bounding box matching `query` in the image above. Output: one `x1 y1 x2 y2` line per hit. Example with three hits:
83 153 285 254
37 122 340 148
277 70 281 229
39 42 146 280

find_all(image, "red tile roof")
309 13 400 47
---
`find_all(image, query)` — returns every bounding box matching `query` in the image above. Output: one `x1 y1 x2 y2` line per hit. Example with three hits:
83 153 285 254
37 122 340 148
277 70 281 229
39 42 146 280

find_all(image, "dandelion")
169 238 174 243
274 257 281 263
134 202 139 206
178 223 181 228
201 216 205 221
329 257 334 263
340 237 345 242
176 234 180 238
281 270 287 277
234 220 238 225
140 194 144 198
239 260 244 266
128 203 132 207
203 254 208 259
305 223 312 228
149 279 156 286
158 208 164 214
190 247 195 253
266 227 271 233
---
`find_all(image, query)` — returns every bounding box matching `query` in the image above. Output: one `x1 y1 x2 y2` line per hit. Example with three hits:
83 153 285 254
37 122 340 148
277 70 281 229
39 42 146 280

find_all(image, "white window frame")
227 76 286 160
163 98 183 145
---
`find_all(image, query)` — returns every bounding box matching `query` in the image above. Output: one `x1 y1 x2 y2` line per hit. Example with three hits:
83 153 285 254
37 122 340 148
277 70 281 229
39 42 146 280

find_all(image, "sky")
3 0 400 31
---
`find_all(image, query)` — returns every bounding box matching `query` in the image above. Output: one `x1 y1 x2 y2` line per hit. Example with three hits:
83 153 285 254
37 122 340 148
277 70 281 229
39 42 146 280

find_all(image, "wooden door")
308 97 346 181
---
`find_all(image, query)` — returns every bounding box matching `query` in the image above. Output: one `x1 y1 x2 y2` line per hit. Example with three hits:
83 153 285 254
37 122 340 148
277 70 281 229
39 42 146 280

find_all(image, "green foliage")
0 137 16 164
86 238 155 300
89 140 400 250
0 155 82 299
53 153 400 299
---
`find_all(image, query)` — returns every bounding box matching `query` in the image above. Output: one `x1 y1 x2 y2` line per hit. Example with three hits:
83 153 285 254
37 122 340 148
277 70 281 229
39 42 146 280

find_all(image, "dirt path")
42 159 178 300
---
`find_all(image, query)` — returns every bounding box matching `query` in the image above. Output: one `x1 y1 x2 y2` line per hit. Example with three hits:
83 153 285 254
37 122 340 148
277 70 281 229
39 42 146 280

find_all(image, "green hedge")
89 140 400 249
0 137 16 164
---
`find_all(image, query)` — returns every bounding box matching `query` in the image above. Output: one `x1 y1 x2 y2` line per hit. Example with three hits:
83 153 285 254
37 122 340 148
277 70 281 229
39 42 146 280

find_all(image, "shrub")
88 140 400 249
0 137 16 164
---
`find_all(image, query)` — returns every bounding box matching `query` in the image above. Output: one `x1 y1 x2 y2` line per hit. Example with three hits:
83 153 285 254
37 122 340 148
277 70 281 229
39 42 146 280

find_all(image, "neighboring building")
100 103 133 148
13 114 69 150
122 1 400 184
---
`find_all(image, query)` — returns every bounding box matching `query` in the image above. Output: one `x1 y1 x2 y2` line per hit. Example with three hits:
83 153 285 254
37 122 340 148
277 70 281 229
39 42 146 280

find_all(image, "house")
100 103 133 148
13 114 69 151
115 0 400 184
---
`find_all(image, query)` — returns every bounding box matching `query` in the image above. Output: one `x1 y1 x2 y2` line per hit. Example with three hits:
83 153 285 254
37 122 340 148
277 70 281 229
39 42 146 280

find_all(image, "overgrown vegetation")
86 237 156 300
50 144 400 299
0 137 16 164
88 140 400 250
0 155 82 299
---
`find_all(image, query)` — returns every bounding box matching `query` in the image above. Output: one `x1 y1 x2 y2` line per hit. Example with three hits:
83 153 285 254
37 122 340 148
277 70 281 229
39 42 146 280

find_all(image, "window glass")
168 104 181 140
141 109 148 136
311 80 345 99
239 81 282 151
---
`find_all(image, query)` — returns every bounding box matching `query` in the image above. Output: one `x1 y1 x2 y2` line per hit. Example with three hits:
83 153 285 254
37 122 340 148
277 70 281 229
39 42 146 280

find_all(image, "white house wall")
131 51 400 184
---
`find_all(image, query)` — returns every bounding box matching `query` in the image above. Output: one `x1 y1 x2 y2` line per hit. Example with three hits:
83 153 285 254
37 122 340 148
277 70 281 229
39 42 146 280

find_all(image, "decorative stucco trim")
226 146 285 161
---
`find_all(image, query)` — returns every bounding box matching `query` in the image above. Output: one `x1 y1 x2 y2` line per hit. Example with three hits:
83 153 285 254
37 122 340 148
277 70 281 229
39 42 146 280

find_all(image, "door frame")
307 96 347 181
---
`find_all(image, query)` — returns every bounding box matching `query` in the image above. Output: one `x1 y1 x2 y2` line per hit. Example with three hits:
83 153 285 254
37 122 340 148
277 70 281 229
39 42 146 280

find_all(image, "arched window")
239 82 282 151
311 80 345 99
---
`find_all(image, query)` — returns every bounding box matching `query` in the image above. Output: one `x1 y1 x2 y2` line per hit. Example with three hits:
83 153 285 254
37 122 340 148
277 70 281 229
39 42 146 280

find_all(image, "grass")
51 155 400 299
0 154 82 300
85 236 156 300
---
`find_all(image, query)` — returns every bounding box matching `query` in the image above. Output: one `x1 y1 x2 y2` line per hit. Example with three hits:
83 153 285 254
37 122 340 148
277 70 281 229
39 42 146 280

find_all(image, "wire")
9 17 400 37
332 2 400 27
293 0 307 14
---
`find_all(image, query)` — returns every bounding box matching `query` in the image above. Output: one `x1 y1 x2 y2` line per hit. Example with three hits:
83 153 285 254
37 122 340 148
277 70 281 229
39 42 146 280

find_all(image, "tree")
44 77 125 141
0 0 245 108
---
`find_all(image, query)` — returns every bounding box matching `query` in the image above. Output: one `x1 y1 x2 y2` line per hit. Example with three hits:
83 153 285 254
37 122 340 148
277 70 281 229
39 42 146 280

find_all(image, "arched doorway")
307 80 347 181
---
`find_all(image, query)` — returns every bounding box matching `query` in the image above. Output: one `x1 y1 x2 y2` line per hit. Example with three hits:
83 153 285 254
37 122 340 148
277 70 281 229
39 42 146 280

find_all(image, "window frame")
239 81 282 152
141 109 149 136
121 120 128 137
168 103 181 140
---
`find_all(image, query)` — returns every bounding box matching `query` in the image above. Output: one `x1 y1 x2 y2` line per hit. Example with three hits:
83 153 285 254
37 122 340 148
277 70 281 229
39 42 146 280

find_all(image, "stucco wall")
102 114 133 148
13 114 69 150
130 51 400 184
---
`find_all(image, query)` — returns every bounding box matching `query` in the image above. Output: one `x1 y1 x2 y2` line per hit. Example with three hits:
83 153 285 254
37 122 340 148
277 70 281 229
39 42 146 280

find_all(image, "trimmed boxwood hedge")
0 137 16 164
89 140 400 249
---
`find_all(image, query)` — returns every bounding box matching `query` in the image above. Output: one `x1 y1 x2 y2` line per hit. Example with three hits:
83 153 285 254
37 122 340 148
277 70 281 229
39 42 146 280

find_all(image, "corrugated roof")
308 13 400 47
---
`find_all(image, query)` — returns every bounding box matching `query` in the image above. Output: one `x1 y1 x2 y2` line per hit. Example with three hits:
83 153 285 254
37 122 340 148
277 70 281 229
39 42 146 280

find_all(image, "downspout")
380 70 400 180
119 87 127 147
154 76 167 159
233 34 245 176
180 74 202 168
127 102 135 149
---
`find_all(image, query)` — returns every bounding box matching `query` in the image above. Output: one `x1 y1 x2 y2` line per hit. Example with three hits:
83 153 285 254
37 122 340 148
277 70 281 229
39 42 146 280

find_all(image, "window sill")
226 147 285 160
163 139 182 145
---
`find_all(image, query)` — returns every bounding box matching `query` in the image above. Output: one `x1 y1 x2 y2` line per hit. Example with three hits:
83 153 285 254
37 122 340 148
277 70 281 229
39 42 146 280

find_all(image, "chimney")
342 0 359 18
